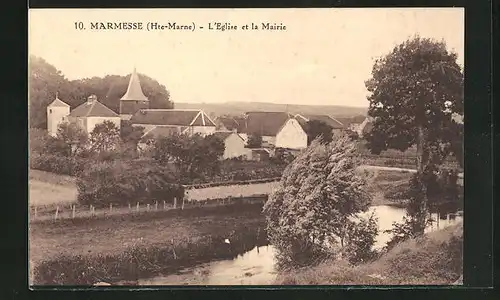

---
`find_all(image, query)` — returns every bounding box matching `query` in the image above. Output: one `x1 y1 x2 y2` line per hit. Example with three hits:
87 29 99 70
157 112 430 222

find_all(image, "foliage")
30 153 87 176
303 120 334 145
246 134 263 148
263 135 372 269
120 121 145 158
364 36 463 156
56 122 89 156
89 121 121 153
29 55 173 129
150 133 225 181
344 213 379 265
76 161 183 206
364 36 464 234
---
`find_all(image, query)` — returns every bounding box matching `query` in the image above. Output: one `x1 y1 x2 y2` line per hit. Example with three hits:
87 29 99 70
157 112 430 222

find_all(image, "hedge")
30 153 87 176
76 161 184 207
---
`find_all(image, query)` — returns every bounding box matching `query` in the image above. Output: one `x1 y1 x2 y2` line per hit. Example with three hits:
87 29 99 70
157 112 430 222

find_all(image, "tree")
247 134 263 148
120 121 145 158
89 121 121 154
364 36 463 235
151 133 225 181
56 122 88 156
263 135 374 269
303 120 334 145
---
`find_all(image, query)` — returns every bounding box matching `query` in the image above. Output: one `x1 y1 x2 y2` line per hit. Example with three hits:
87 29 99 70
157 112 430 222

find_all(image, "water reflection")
139 245 277 285
140 205 462 285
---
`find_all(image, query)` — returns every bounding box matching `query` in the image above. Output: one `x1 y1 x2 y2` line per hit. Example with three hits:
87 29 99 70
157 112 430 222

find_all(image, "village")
29 8 465 287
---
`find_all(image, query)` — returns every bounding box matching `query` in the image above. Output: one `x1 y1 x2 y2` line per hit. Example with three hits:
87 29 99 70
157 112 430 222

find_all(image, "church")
46 68 216 138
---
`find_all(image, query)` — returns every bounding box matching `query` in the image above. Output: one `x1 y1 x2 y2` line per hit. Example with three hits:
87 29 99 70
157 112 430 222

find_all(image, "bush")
344 213 379 265
30 153 86 176
76 161 184 207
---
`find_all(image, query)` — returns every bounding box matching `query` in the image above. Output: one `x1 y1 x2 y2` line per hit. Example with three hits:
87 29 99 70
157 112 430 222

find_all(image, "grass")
362 169 413 206
276 221 463 285
30 203 267 285
29 170 77 207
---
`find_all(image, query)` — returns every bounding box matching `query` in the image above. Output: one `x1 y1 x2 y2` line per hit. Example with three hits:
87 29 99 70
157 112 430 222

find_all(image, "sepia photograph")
28 8 464 286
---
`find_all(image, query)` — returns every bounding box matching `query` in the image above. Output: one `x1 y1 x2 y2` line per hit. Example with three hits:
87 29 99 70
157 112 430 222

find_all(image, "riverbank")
30 203 267 285
276 221 463 285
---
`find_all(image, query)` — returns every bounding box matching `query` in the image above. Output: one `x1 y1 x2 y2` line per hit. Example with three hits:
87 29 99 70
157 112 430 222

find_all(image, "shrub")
76 161 184 207
30 153 86 176
344 213 379 265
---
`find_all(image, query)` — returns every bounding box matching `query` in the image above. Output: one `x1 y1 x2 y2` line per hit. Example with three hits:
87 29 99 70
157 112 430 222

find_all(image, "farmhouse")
238 111 308 150
47 94 121 136
294 114 345 133
212 131 251 159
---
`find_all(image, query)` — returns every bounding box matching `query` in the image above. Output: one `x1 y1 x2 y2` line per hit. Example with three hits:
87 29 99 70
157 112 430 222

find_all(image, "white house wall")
47 107 70 137
223 134 252 159
275 118 308 149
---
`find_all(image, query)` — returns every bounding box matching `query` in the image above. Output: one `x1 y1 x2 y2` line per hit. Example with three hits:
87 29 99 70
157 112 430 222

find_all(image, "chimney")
87 94 97 104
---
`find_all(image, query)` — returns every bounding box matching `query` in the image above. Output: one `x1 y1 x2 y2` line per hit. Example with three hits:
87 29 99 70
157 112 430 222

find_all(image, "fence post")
155 201 158 210
128 203 131 211
147 204 150 211
136 202 140 212
181 197 185 210
171 239 177 260
173 197 177 209
109 203 113 213
163 200 166 210
72 205 76 219
54 206 59 220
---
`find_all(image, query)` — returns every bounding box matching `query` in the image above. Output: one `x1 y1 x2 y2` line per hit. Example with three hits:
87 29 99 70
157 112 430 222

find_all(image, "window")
49 109 52 113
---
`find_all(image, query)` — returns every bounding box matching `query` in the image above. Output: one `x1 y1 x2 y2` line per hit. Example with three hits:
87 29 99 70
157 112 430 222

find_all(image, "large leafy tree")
120 120 145 158
152 133 225 181
56 122 88 156
365 36 464 235
89 121 121 153
263 135 374 269
246 134 263 148
303 120 334 145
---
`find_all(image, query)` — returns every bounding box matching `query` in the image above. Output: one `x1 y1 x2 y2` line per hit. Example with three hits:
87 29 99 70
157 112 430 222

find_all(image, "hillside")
276 221 463 285
174 102 367 119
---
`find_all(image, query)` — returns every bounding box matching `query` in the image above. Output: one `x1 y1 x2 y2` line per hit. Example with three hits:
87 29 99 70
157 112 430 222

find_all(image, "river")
138 205 462 285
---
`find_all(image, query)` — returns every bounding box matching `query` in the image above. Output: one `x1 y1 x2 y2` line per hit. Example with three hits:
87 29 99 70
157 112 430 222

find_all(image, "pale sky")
29 8 464 107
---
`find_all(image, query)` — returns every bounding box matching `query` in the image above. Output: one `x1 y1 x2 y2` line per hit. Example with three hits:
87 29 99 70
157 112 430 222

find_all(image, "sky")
29 8 464 107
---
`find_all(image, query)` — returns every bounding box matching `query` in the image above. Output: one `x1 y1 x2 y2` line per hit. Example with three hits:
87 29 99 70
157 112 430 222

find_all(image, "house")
133 109 216 137
46 94 70 137
336 115 366 133
47 94 121 136
238 111 308 150
214 116 240 132
212 131 251 160
294 114 345 133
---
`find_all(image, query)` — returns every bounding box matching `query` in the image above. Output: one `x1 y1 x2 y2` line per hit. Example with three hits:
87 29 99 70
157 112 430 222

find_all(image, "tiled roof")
295 114 344 129
48 97 70 108
69 99 119 118
130 109 216 127
120 68 149 101
242 112 292 136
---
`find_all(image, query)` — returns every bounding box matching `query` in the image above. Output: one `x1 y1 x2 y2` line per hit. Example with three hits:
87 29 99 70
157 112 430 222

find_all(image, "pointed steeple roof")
120 67 149 101
48 93 70 108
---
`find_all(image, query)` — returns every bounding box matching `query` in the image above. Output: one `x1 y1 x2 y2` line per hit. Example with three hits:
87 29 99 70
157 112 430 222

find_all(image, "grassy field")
276 220 463 285
29 170 77 207
30 203 267 284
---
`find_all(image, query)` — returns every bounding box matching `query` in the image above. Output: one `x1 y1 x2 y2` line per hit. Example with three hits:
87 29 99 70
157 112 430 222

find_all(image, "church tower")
119 67 149 120
47 93 70 137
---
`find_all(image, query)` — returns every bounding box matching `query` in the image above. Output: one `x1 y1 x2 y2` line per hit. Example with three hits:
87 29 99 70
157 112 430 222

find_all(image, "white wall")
47 106 70 137
86 117 121 134
223 134 252 159
275 118 308 150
